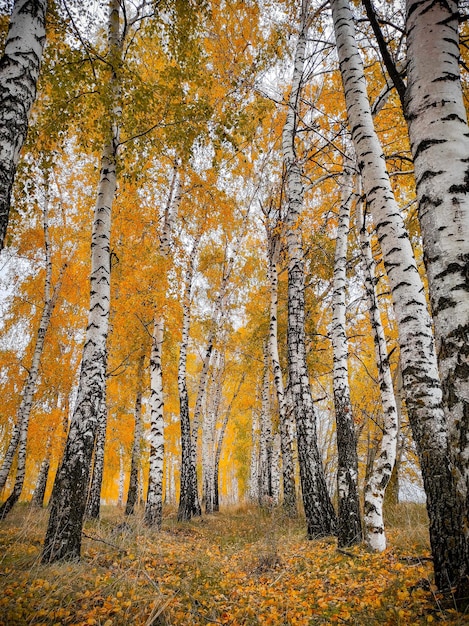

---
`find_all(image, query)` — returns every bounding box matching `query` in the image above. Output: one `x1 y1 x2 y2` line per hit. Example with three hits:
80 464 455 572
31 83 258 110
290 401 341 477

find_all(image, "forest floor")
0 502 467 625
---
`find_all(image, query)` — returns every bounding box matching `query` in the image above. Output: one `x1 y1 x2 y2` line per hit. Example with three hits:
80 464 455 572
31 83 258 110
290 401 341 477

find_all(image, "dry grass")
0 502 466 625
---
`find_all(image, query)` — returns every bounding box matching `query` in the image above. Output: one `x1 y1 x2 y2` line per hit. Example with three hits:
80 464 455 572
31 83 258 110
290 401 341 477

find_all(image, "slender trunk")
42 0 121 563
266 231 296 516
258 347 273 503
177 236 201 521
357 199 399 551
249 409 260 502
31 450 50 508
86 397 108 519
405 0 469 600
145 317 165 528
331 159 362 547
203 350 224 514
0 191 67 518
213 373 245 511
125 350 145 515
331 0 460 591
283 0 336 538
117 445 124 507
0 0 47 248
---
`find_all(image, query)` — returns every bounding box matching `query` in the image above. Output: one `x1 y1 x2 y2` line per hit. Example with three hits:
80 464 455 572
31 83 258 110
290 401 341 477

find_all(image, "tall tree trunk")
249 408 260 503
331 158 362 547
117 445 124 507
258 346 273 503
145 317 165 528
357 198 399 551
0 0 47 249
177 236 201 521
331 0 461 592
405 0 469 600
266 226 296 516
0 190 67 518
126 350 145 515
31 447 50 508
213 373 245 511
42 0 121 563
86 397 108 519
283 0 336 538
203 350 224 514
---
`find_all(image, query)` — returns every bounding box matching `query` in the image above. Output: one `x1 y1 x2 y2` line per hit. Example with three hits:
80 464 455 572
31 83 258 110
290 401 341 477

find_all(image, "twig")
145 590 179 626
81 531 127 554
336 548 360 559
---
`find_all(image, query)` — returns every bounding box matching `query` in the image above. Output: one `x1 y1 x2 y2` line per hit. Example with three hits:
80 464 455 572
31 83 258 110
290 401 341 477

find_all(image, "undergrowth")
0 502 466 625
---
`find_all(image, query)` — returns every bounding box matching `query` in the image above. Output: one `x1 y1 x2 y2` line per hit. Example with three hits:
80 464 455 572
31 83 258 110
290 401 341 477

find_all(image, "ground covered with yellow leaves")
0 503 466 625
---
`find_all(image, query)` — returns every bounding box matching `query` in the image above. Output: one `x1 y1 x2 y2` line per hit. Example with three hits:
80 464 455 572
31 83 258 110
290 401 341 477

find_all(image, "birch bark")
125 350 145 516
145 317 164 528
331 159 361 546
330 0 461 590
202 350 224 514
258 347 273 503
283 0 336 538
0 192 67 518
405 0 469 597
42 0 122 562
357 199 398 552
86 397 108 519
266 226 296 516
0 0 47 248
177 235 201 521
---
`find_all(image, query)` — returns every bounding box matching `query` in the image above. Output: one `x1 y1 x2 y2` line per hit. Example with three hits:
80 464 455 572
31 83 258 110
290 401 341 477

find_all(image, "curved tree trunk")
331 159 362 547
357 198 398 551
125 350 145 516
405 0 469 600
283 0 336 539
0 0 47 248
331 0 461 592
42 0 121 563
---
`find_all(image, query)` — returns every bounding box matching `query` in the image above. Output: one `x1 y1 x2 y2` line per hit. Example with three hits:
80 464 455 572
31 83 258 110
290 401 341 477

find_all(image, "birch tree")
0 0 47 248
265 210 296 516
0 188 67 518
42 0 123 562
283 0 336 538
86 397 108 519
405 0 469 599
258 346 273 503
330 0 461 592
357 198 399 552
330 158 361 546
125 350 145 516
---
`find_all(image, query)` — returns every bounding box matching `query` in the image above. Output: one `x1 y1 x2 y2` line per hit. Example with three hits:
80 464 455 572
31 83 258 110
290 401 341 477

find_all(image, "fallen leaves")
0 504 467 625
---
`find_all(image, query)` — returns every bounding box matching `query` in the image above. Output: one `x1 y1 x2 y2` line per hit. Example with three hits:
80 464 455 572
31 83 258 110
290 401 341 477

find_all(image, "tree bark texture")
0 0 47 248
405 0 469 599
125 350 145 516
258 347 273 503
86 397 108 519
357 198 398 551
331 0 461 591
42 0 121 563
331 159 362 547
283 0 336 538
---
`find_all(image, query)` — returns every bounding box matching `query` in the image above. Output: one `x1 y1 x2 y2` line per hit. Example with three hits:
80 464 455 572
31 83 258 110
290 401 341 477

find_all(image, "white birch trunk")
331 158 362 546
42 0 121 562
357 199 399 552
125 350 145 515
202 350 224 514
283 0 336 538
0 0 47 248
266 228 296 516
249 409 260 502
330 0 460 591
118 445 124 507
145 317 165 528
258 347 273 503
177 235 201 521
0 191 67 518
405 0 469 598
